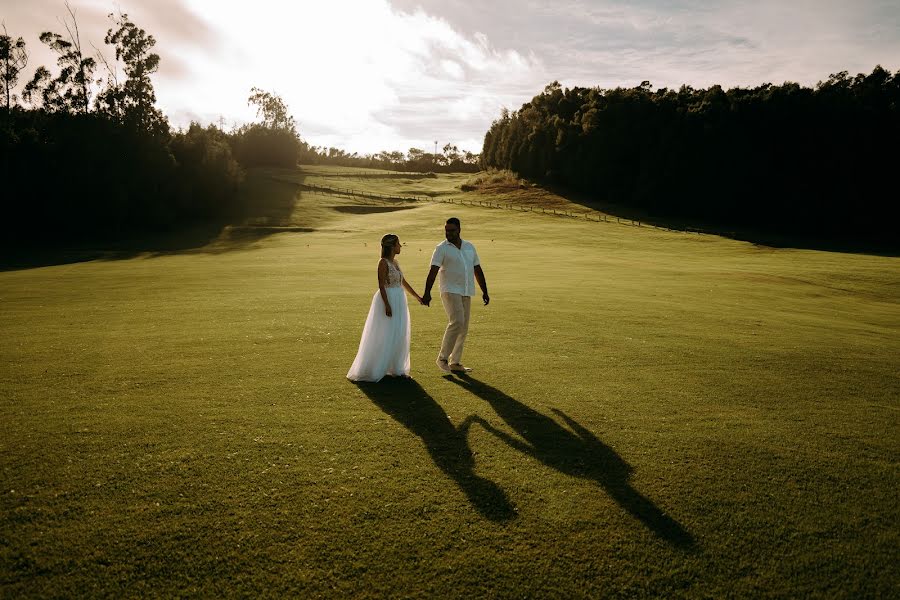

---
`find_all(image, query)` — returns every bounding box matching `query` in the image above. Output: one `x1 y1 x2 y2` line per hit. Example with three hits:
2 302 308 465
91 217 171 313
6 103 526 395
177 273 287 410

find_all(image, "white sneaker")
435 358 451 373
450 364 472 373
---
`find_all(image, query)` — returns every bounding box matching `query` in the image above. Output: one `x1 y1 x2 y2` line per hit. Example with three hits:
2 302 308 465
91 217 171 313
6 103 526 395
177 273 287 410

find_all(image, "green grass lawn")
2 167 898 597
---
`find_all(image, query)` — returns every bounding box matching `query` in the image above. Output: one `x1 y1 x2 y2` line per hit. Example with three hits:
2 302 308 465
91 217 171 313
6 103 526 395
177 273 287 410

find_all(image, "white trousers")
439 292 472 365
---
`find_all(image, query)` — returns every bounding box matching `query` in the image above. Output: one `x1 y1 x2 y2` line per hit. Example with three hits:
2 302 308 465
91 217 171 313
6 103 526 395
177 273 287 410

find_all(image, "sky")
3 0 899 155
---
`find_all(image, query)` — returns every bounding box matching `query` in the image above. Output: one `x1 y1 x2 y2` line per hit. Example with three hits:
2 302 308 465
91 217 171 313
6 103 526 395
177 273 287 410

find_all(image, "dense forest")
481 69 899 245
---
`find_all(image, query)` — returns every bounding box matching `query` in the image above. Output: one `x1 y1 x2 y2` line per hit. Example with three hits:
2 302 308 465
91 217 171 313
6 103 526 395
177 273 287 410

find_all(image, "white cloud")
165 0 545 153
522 0 900 90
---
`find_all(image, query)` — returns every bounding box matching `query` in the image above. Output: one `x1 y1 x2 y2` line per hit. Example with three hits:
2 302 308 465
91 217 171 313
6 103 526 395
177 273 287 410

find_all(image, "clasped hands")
419 292 489 306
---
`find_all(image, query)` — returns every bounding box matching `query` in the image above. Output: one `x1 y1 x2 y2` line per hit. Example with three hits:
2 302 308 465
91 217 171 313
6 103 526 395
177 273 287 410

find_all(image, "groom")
422 217 490 373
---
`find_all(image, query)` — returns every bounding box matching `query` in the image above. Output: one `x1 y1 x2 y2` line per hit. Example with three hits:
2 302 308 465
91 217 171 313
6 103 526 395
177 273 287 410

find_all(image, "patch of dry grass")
460 168 527 191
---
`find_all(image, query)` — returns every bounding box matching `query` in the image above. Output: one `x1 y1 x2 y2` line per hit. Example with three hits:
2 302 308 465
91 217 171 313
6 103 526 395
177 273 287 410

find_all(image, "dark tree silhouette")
1 11 244 248
0 24 28 113
100 11 166 137
248 87 296 131
23 3 95 115
227 88 311 168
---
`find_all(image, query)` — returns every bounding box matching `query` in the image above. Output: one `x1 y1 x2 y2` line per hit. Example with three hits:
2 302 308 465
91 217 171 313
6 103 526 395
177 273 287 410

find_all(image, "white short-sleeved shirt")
430 239 481 296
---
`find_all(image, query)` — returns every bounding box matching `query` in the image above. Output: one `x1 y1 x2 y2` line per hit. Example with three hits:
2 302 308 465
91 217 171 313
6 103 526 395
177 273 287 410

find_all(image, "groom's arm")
474 265 489 305
422 265 440 306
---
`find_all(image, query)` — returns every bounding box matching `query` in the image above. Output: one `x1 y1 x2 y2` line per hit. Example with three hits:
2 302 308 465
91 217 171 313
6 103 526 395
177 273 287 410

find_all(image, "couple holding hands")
346 217 490 382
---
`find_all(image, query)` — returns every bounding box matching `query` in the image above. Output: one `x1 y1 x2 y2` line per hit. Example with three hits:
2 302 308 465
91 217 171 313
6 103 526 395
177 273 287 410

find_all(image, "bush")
228 124 303 168
170 123 244 219
461 169 527 191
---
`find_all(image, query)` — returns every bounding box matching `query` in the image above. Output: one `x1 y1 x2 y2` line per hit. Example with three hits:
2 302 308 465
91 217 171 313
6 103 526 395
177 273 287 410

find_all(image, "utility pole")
434 140 438 167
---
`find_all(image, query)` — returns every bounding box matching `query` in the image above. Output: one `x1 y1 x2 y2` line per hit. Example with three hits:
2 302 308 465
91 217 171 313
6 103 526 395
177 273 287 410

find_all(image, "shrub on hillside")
228 123 304 168
460 169 527 191
170 123 244 219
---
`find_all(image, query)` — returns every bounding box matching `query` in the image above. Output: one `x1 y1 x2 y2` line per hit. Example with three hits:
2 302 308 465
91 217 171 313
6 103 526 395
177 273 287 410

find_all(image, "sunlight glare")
167 0 541 153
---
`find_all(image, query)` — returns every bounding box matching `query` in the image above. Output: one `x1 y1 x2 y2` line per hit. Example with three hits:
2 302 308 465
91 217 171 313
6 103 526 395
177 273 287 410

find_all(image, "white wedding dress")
346 259 411 382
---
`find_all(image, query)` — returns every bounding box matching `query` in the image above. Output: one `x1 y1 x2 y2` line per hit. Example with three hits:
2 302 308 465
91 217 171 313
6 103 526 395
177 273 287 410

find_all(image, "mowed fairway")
2 169 898 597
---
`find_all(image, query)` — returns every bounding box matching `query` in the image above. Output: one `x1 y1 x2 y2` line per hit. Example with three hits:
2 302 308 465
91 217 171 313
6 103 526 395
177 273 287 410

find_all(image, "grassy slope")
1 167 898 597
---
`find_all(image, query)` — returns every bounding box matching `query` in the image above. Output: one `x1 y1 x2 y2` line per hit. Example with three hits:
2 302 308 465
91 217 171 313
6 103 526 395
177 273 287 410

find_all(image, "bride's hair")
380 233 398 258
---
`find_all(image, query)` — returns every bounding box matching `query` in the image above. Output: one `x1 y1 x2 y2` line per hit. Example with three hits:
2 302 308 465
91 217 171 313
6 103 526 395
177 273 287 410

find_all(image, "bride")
347 233 425 382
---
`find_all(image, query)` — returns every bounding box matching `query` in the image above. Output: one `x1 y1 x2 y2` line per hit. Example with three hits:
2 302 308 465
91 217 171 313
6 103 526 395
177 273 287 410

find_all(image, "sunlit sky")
4 0 899 154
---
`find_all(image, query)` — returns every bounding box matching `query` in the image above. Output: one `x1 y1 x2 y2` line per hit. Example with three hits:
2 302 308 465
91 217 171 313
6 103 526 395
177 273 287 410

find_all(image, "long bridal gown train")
346 259 411 382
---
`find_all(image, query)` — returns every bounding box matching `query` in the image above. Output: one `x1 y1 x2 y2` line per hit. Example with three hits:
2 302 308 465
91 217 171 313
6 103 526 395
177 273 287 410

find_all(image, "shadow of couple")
353 374 694 549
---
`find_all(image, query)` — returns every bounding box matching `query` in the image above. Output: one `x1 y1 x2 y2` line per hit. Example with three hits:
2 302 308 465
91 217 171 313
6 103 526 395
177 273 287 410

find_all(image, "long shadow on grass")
449 374 695 549
353 377 516 523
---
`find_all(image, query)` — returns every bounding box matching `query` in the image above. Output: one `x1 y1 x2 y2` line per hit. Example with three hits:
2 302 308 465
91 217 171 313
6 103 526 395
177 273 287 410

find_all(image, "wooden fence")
302 171 437 180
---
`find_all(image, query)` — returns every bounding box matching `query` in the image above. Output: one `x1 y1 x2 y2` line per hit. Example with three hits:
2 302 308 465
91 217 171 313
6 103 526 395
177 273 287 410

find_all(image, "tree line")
307 144 479 173
481 69 899 245
0 6 309 244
